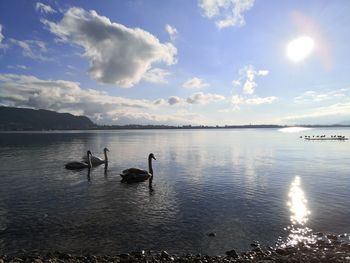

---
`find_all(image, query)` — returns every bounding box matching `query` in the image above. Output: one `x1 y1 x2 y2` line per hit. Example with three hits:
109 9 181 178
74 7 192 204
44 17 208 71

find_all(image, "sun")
287 36 314 62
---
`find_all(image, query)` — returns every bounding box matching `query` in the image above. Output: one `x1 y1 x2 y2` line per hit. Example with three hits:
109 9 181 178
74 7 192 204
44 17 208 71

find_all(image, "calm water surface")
0 128 349 255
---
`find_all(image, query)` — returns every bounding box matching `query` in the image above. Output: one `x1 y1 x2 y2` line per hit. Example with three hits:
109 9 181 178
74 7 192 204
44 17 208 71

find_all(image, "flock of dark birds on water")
65 148 156 186
300 134 348 140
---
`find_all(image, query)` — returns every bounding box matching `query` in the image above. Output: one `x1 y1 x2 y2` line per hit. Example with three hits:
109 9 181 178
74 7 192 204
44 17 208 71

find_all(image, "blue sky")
1 0 350 125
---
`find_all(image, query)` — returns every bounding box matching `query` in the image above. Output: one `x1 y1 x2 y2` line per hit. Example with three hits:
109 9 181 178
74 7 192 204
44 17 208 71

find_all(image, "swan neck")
104 150 108 163
88 153 92 168
148 156 153 175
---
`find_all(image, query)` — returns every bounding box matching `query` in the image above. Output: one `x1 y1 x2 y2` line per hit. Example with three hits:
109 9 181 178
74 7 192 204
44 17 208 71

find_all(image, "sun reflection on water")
283 176 315 247
287 176 310 225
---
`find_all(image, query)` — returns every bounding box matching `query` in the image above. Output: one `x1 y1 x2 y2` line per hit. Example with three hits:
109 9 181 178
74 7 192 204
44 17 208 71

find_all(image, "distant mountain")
0 106 96 131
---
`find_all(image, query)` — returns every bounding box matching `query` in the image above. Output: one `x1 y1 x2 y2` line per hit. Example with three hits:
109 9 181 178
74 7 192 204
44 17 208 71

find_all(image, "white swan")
66 150 92 170
82 147 109 166
120 153 156 183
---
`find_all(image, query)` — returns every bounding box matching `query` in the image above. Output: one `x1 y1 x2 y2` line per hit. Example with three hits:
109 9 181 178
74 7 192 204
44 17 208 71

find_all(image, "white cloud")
35 2 57 14
234 65 268 95
9 39 48 60
198 0 255 29
294 88 350 104
142 68 171 84
245 96 277 105
233 65 269 95
165 24 178 41
231 94 276 106
7 65 29 70
230 65 275 108
186 92 225 104
182 77 209 89
42 7 177 88
231 95 244 106
258 70 269 76
232 80 241 87
0 24 7 49
243 79 256 95
167 92 225 106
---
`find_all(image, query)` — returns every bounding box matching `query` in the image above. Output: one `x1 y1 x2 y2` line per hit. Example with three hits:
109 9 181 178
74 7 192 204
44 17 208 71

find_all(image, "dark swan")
82 147 109 166
65 150 92 170
120 153 156 183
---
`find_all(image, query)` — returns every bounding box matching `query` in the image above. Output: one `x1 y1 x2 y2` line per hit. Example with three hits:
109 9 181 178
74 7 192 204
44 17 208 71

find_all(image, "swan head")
149 153 156 160
104 147 109 152
87 150 92 156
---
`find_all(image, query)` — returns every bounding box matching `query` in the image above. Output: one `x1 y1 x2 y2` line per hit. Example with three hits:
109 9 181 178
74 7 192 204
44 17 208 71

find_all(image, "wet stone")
225 249 238 258
315 232 324 237
327 234 338 240
118 253 130 259
161 250 171 260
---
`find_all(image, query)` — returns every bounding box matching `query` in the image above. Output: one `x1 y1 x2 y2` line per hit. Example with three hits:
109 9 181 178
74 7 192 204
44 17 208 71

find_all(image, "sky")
0 0 350 126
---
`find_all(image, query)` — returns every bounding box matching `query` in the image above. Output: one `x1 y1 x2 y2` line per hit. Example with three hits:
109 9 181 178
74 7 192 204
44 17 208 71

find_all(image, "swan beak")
152 156 156 160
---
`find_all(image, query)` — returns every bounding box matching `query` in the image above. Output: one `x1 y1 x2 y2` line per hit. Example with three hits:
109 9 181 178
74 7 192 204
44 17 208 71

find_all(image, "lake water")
0 128 349 255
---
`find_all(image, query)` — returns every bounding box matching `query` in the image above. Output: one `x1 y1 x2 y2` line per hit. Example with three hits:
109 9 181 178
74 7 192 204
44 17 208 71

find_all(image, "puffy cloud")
168 96 182 105
182 77 209 89
186 92 225 104
165 24 178 41
167 92 225 106
35 2 57 14
230 65 275 108
9 39 48 60
233 65 268 95
243 79 256 95
0 74 156 123
142 68 171 84
198 0 255 29
42 7 177 87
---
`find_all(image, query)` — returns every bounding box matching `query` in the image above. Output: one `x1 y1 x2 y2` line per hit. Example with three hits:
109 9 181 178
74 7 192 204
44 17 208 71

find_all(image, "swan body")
82 147 109 165
66 150 92 170
120 153 156 183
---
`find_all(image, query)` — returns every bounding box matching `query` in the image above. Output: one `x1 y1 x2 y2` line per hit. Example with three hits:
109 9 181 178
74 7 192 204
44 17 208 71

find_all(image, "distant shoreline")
2 106 350 131
1 124 350 132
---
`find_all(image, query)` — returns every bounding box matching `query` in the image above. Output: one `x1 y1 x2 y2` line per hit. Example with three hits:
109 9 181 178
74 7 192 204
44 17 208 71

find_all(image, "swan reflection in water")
283 176 314 247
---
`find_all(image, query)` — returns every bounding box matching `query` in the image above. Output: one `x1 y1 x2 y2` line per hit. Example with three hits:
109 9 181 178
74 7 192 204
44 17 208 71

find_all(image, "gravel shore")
1 233 350 263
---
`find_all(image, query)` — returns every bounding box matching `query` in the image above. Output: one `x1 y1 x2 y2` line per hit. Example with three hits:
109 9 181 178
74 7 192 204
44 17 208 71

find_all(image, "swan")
82 147 109 165
65 150 92 170
120 153 156 183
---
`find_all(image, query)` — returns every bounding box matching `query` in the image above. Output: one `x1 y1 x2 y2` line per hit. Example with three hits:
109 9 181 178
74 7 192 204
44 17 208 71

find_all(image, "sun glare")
287 36 314 62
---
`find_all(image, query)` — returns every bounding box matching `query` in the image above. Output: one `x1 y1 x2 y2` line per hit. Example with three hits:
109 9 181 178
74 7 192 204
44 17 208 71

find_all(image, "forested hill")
0 106 96 130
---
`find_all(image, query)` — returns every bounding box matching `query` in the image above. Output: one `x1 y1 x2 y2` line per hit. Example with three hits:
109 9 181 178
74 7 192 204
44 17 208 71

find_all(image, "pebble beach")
1 232 350 263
